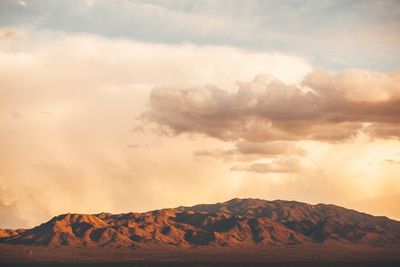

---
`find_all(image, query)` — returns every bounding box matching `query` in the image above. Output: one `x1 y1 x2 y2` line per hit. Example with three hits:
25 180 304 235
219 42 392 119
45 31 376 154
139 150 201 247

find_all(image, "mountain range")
1 198 399 248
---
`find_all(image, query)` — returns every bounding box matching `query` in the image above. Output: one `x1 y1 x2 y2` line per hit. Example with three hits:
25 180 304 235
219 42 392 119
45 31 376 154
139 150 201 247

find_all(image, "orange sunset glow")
1 2 400 266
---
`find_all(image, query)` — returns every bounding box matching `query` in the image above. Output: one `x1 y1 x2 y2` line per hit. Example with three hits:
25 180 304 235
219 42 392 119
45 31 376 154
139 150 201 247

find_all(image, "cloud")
0 28 311 91
144 69 400 143
365 123 400 140
194 141 305 162
1 1 399 70
235 141 306 156
125 141 162 149
385 159 400 165
231 158 302 174
85 0 94 8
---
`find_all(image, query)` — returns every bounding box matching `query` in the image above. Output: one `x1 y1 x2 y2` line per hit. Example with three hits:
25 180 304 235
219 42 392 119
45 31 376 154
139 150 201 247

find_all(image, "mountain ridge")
1 198 399 248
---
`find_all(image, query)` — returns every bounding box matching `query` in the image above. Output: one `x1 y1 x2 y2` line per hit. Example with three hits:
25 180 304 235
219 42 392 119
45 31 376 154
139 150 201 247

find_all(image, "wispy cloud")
194 141 305 162
231 158 303 174
385 159 400 165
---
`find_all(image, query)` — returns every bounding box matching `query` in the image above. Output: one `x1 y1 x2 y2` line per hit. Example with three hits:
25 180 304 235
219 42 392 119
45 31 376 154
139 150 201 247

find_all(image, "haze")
0 0 399 229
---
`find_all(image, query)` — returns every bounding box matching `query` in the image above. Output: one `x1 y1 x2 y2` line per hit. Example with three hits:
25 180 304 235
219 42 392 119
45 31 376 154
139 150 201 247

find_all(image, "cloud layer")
1 0 399 70
145 70 400 143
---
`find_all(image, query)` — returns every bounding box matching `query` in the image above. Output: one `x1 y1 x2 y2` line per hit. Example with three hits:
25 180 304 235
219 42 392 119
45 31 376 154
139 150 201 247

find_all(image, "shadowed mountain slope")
1 198 399 248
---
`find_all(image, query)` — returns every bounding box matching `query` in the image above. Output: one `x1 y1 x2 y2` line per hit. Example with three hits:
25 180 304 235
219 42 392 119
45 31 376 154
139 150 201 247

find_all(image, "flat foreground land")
0 244 399 267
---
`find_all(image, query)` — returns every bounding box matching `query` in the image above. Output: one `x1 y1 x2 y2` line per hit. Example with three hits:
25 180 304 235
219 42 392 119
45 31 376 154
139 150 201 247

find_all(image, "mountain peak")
51 213 109 228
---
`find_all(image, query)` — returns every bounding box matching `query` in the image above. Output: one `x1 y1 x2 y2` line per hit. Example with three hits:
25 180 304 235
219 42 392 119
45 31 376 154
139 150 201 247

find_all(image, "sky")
0 0 399 228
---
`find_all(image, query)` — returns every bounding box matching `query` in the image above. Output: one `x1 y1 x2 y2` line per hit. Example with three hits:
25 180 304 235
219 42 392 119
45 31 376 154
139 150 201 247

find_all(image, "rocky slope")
1 198 399 248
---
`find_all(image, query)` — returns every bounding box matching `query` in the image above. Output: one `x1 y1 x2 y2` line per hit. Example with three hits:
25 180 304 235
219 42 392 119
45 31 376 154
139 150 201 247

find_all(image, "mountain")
1 198 399 248
0 229 25 238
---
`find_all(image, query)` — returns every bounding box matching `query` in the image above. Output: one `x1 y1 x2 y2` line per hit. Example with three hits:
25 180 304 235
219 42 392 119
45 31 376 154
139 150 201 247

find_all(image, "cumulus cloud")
231 158 302 174
144 70 400 142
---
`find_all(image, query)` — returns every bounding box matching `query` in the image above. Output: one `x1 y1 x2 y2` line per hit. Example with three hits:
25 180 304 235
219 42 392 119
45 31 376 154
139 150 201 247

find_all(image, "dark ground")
0 244 399 267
